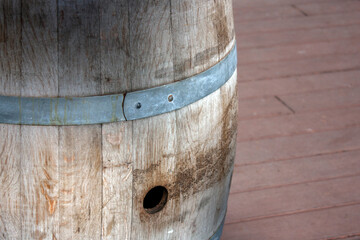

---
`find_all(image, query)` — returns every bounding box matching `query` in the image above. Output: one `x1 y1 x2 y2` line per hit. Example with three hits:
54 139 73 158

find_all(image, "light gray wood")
0 1 237 238
58 126 102 239
0 125 21 239
128 1 178 239
102 123 133 239
20 127 59 239
20 1 59 239
100 1 133 239
171 0 220 80
218 0 236 59
58 1 102 239
0 3 21 238
171 1 222 238
170 1 236 238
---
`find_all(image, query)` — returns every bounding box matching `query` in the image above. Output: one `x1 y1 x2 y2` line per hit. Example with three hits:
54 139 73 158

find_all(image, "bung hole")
143 186 168 214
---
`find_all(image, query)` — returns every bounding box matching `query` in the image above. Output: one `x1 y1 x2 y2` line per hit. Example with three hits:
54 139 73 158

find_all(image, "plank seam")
235 147 360 167
230 172 360 195
225 201 360 225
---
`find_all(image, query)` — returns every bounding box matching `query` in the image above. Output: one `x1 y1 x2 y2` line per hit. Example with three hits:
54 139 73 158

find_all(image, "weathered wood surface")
100 1 133 239
170 1 236 238
0 1 237 239
58 1 102 239
0 1 21 238
20 1 59 239
128 1 178 239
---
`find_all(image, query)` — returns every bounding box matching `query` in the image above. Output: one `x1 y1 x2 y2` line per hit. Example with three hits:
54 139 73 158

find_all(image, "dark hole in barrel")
143 186 168 214
136 102 142 109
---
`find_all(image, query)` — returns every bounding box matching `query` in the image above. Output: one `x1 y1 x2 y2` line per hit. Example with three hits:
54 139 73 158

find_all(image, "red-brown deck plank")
238 70 360 99
238 85 360 120
234 5 302 23
281 87 360 113
226 175 360 224
237 24 360 49
236 127 360 166
236 12 360 35
237 107 360 142
234 0 360 23
234 0 333 8
226 0 360 239
296 1 360 16
238 97 292 120
326 234 360 240
238 38 360 65
231 150 360 194
238 52 360 82
222 204 360 240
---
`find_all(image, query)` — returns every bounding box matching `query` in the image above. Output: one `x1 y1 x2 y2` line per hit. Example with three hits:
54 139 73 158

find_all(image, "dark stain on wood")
174 167 195 198
171 92 236 200
60 10 64 21
174 59 191 78
213 1 232 54
22 2 52 30
194 92 237 192
199 196 211 210
155 66 172 79
132 87 237 226
158 2 234 80
0 5 6 42
133 164 159 185
194 46 218 67
133 163 175 223
0 2 21 43
155 59 194 81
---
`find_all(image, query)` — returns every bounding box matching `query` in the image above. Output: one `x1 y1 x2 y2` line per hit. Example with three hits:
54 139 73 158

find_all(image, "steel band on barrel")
0 44 237 126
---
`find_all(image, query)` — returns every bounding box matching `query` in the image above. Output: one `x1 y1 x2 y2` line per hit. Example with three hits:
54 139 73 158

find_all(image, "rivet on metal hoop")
168 94 174 102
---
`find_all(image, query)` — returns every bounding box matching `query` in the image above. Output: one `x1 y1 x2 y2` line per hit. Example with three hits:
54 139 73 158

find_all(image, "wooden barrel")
0 1 237 239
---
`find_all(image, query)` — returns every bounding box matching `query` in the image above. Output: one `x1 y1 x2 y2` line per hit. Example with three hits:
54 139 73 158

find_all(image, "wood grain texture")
0 3 21 237
20 127 59 239
0 1 237 239
218 0 236 59
171 0 220 237
100 1 132 239
171 0 220 80
170 0 236 238
21 0 58 97
58 1 102 239
58 126 101 239
20 1 59 239
101 123 132 240
128 1 178 239
171 70 237 239
0 125 20 239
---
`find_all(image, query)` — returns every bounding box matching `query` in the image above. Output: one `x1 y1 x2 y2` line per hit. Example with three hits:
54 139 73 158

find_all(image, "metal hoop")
0 44 237 125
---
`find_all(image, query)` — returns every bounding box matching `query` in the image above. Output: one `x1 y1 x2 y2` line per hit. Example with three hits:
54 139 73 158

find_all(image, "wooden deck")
222 0 360 239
